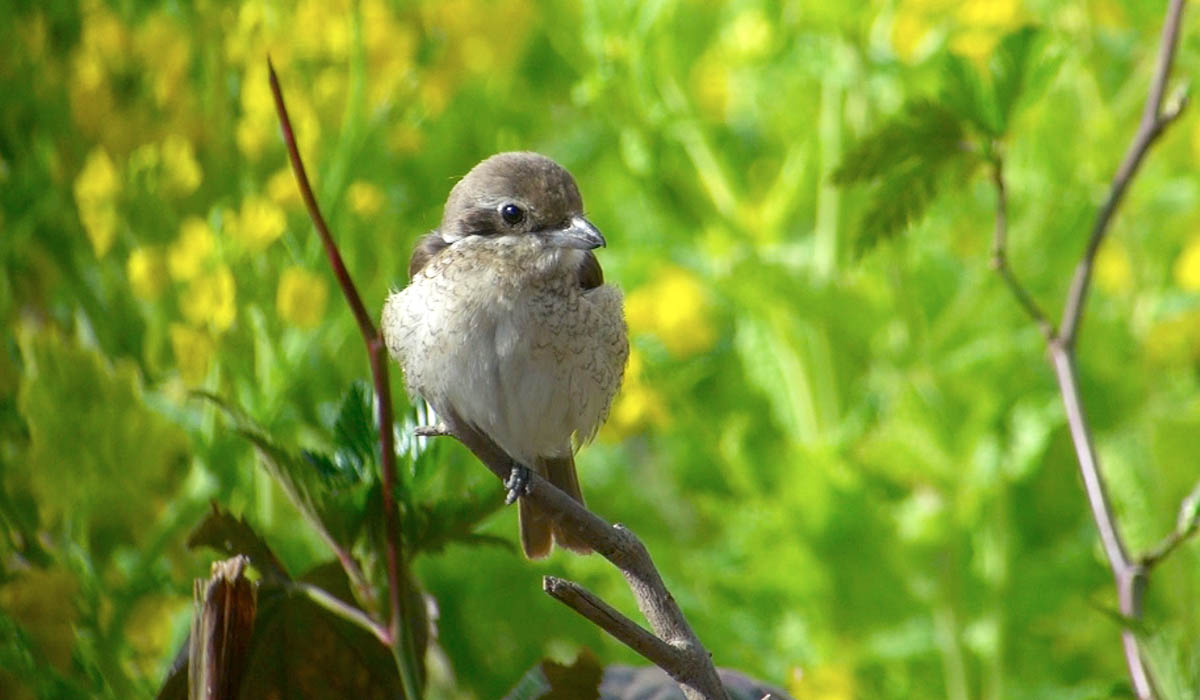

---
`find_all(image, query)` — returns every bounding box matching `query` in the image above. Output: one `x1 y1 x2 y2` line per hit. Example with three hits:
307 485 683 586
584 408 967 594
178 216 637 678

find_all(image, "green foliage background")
2 0 1200 698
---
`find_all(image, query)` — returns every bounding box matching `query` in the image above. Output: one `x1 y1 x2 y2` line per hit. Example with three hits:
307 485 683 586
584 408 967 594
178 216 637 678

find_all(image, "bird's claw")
504 464 532 505
414 423 451 437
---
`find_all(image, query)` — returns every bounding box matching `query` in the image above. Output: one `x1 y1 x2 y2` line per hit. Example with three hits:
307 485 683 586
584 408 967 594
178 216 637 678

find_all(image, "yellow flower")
161 134 202 195
135 12 190 108
276 267 329 329
347 181 384 217
626 267 717 357
892 8 934 63
1095 240 1133 294
169 323 214 384
267 168 302 208
602 349 666 439
790 662 857 700
74 147 121 257
1174 236 1200 291
168 217 215 281
951 0 1024 63
127 246 168 300
233 196 287 252
181 265 236 333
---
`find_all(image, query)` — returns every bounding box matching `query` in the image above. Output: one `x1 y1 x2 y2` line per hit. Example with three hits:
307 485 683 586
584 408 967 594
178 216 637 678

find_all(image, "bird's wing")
407 232 450 279
577 250 603 289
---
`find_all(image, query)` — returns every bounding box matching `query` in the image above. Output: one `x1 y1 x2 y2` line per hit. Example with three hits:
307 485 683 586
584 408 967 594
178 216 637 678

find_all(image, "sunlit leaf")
17 329 188 554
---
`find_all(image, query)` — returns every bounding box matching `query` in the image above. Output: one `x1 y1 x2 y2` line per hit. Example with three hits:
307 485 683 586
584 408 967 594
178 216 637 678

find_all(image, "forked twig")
988 2 1190 696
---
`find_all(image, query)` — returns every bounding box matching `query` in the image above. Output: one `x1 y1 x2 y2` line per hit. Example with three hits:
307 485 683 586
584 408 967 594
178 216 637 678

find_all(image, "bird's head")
438 152 605 251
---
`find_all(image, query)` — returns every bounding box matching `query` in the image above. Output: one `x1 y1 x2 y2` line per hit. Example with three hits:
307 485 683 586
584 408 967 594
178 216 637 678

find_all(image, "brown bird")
381 152 628 558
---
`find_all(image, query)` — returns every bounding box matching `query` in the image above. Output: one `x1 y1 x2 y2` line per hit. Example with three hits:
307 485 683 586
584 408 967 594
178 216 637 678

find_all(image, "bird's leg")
414 422 451 437
504 461 533 505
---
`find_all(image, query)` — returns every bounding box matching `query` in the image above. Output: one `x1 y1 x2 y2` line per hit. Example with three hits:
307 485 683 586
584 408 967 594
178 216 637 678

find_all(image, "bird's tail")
519 455 592 559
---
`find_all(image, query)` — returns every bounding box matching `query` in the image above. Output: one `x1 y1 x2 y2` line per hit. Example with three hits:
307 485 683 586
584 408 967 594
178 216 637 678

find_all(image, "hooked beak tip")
552 216 606 250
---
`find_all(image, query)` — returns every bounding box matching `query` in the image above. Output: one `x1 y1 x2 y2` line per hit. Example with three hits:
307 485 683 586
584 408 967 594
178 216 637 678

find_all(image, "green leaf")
855 161 944 252
831 100 964 185
990 26 1059 134
832 100 970 249
331 380 378 481
941 53 999 136
16 329 188 555
195 393 370 554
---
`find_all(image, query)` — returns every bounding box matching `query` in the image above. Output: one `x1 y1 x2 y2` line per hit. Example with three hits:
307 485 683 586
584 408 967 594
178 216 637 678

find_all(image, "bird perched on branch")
381 152 628 558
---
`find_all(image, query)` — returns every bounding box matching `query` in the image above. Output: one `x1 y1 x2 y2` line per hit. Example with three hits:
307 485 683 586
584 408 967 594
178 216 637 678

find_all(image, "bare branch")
435 410 729 700
1057 0 1188 348
989 2 1189 696
268 58 419 699
543 576 685 675
988 158 1055 341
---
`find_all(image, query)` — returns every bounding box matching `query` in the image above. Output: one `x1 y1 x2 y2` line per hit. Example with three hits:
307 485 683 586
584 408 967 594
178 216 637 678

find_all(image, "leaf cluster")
833 27 1061 251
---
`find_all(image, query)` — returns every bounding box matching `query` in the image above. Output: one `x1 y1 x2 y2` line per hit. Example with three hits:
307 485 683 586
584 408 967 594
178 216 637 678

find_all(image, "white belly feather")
381 237 627 467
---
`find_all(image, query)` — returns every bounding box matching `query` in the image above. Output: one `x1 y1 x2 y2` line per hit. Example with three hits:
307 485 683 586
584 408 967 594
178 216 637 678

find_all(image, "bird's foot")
504 463 532 505
414 422 451 438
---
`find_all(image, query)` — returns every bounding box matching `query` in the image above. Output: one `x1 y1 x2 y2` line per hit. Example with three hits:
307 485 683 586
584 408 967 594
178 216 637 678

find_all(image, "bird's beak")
547 216 606 250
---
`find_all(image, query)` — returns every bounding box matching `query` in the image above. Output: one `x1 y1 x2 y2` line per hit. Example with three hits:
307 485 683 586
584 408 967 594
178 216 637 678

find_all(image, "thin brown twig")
988 158 1054 341
989 2 1189 696
267 58 417 697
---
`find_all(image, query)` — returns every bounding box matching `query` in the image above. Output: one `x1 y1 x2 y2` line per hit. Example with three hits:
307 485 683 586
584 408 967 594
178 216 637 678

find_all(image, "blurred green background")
3 0 1200 697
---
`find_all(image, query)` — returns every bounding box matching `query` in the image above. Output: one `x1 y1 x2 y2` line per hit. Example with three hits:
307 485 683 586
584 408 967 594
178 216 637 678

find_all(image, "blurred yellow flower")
1174 236 1200 291
691 50 730 120
1095 240 1133 294
74 147 121 257
277 267 329 329
951 0 1024 63
267 168 302 208
1144 311 1200 365
135 12 190 108
626 267 717 357
234 196 287 252
603 349 666 439
725 9 773 60
168 217 215 281
169 323 214 384
161 134 202 195
790 662 857 700
236 62 319 160
892 8 934 63
294 0 350 62
127 246 168 300
348 181 385 217
181 265 236 332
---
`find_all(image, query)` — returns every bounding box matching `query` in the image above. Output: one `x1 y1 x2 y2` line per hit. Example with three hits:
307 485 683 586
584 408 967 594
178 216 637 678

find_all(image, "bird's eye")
500 203 525 226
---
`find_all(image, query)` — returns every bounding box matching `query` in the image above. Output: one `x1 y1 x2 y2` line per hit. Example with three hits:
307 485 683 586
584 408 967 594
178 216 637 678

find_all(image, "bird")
381 152 628 558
